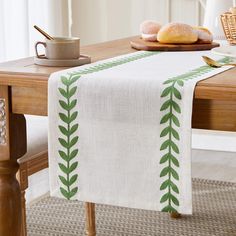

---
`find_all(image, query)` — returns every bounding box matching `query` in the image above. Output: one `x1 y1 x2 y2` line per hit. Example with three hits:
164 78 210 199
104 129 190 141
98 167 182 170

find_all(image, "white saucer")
34 54 91 67
211 45 236 58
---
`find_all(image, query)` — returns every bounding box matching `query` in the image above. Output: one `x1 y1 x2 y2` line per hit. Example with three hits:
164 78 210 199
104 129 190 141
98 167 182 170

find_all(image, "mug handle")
35 41 46 58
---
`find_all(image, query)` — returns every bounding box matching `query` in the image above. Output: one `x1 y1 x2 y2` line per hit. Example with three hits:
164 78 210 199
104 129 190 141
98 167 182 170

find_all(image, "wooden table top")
0 36 236 100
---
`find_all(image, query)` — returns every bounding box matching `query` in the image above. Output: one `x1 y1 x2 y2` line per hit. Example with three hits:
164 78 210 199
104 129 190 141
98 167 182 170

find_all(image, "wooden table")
0 36 236 236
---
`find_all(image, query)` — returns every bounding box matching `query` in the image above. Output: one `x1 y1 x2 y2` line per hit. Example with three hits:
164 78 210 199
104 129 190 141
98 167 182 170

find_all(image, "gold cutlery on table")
202 56 236 68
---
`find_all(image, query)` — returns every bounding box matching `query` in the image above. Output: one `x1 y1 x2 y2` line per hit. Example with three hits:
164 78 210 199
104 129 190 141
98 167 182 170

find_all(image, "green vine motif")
159 57 232 213
68 51 160 77
58 74 80 200
58 51 161 200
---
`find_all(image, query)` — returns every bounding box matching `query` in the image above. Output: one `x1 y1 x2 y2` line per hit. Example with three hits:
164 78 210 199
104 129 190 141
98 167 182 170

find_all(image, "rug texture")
27 179 236 236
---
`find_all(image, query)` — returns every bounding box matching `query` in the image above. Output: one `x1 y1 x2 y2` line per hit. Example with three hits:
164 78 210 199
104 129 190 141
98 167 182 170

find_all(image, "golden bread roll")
140 20 162 42
194 27 213 44
157 23 198 44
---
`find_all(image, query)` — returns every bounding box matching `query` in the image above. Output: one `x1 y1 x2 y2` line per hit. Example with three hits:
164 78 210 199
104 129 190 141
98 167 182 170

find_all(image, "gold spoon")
202 56 236 68
34 25 54 40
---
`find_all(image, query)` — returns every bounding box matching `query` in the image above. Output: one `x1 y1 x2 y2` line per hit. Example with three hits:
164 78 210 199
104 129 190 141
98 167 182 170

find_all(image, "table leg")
17 162 28 236
85 202 96 236
0 86 27 236
0 161 22 235
170 212 181 219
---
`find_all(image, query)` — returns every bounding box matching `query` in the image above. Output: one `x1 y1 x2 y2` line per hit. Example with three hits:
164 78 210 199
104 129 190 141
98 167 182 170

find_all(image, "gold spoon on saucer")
202 56 236 68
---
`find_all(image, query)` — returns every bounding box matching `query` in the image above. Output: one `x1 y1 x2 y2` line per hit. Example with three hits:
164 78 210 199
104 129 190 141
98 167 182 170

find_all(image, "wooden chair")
16 116 48 236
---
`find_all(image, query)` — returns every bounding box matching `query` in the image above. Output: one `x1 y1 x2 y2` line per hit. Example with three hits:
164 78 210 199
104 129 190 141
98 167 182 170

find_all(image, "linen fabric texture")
48 51 231 214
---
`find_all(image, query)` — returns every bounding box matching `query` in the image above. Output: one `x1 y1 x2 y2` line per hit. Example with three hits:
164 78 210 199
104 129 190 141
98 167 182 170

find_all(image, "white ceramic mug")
35 37 80 60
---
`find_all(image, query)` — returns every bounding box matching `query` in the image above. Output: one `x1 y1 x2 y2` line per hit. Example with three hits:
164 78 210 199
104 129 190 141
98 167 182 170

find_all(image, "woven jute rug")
27 179 236 236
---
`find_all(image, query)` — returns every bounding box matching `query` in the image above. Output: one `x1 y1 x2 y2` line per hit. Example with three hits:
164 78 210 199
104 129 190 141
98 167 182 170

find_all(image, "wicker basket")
221 12 236 45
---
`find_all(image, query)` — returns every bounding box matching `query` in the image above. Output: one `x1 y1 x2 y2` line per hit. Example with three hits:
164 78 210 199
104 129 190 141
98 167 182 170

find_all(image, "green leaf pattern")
57 52 231 205
159 57 232 213
58 74 79 200
57 51 160 199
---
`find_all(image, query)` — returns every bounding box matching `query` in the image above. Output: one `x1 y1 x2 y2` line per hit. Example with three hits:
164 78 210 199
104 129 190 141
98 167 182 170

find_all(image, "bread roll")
157 23 198 44
140 20 162 42
194 27 213 44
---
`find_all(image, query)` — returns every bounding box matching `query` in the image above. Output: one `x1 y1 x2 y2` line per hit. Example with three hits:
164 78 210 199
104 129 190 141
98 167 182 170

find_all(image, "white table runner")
48 51 231 214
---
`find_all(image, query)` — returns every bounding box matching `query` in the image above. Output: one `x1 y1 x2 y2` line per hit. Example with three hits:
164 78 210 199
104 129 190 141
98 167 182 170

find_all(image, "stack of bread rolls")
140 21 213 44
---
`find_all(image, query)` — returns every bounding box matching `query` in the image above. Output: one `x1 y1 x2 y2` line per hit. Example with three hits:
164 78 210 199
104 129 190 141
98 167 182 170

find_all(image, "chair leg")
170 212 181 219
85 202 96 236
17 163 28 236
20 189 27 236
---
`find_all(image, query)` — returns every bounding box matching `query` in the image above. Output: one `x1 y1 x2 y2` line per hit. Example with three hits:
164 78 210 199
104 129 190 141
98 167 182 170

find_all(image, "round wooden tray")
130 37 220 51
